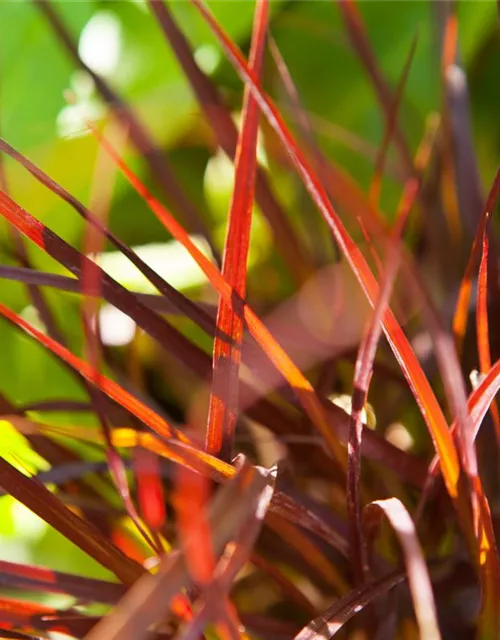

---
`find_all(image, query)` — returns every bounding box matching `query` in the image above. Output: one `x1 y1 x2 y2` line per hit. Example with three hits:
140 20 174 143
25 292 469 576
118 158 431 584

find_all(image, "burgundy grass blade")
206 0 268 461
0 263 217 322
336 0 413 176
147 0 313 283
35 0 220 263
369 33 418 209
0 457 144 585
190 0 459 506
0 560 126 604
294 571 406 639
0 137 217 337
176 461 275 639
84 462 273 640
346 68 432 586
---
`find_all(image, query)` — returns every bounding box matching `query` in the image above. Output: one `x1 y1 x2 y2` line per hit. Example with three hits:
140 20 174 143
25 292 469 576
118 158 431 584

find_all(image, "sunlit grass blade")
176 461 275 639
190 0 458 500
206 0 268 461
0 456 144 585
364 498 441 640
475 212 500 445
84 118 348 473
147 0 312 282
453 169 500 356
0 137 217 336
35 0 220 263
0 560 126 604
0 263 217 322
84 462 273 640
347 101 436 585
294 570 405 639
0 188 215 382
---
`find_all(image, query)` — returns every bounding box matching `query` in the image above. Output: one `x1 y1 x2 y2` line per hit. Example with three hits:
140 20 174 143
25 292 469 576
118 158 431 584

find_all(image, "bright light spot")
20 305 45 333
57 102 101 139
194 44 220 75
99 304 136 347
79 12 122 77
385 422 414 452
205 149 235 199
0 538 31 565
56 71 103 139
11 501 48 541
328 393 376 429
94 238 212 293
126 0 148 12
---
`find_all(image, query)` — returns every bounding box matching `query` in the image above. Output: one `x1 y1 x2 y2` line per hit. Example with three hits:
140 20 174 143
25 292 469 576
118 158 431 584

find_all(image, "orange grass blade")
453 169 500 354
347 113 437 584
190 0 459 500
84 120 348 473
475 211 500 445
0 302 236 484
206 0 268 461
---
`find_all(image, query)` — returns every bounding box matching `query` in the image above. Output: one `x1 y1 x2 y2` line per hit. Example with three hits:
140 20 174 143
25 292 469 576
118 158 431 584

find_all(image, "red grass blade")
83 121 348 472
147 0 313 283
206 0 268 461
364 498 441 640
347 114 437 584
190 0 459 500
135 448 166 532
176 461 275 639
452 210 489 358
84 462 273 640
0 457 144 585
475 211 500 445
0 560 126 604
0 137 217 336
